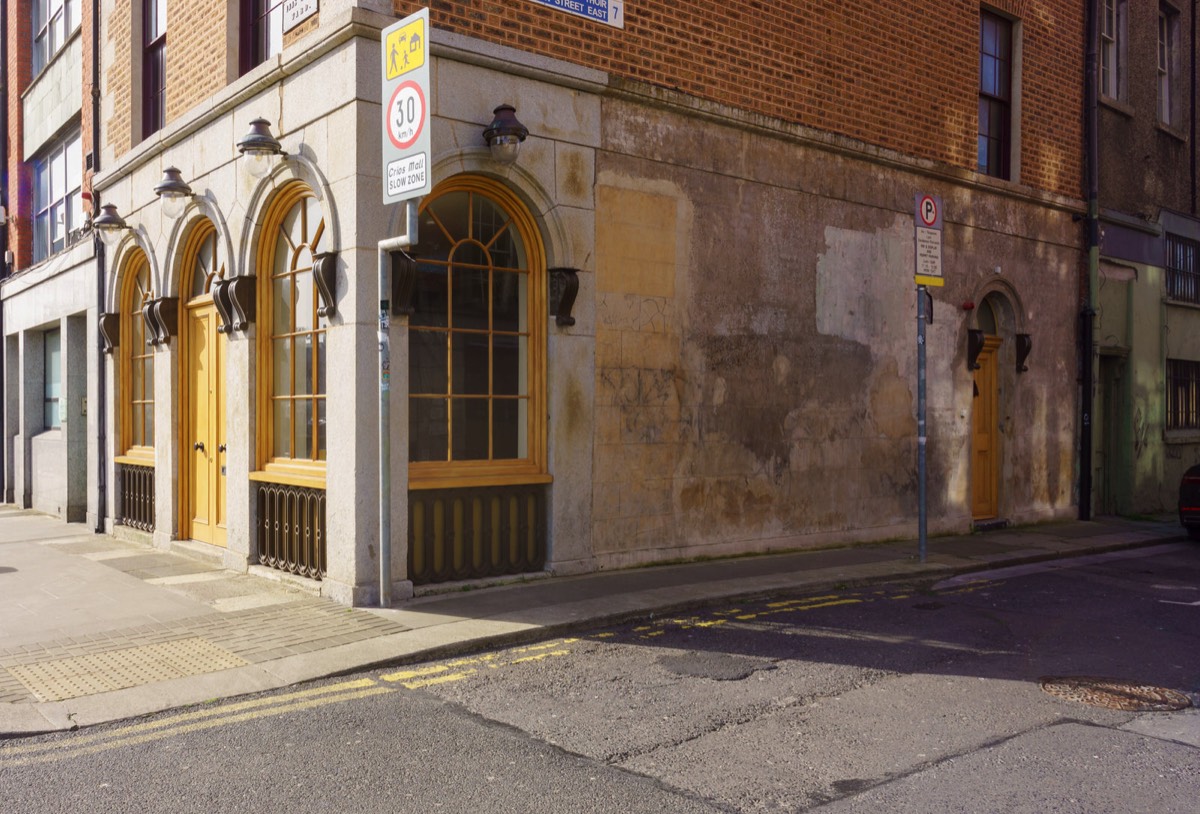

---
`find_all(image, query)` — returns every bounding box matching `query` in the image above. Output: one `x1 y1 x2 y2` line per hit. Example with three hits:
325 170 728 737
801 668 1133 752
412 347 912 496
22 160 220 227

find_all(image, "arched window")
409 178 547 486
257 184 328 476
185 222 223 300
120 250 154 458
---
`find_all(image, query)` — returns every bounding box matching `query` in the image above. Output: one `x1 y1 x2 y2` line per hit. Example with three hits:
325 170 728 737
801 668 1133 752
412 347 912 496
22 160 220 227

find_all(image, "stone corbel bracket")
98 312 120 354
548 267 579 327
141 297 179 346
313 251 338 318
1016 333 1032 373
213 277 256 334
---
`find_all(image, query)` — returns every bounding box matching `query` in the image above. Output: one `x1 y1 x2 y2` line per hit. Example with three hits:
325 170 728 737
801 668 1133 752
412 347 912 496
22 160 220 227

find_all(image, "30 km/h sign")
387 81 426 150
381 9 431 204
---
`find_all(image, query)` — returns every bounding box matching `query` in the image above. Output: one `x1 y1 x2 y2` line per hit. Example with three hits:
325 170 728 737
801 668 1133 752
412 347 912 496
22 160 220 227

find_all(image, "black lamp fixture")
236 118 286 178
483 104 528 164
92 203 129 246
153 166 193 220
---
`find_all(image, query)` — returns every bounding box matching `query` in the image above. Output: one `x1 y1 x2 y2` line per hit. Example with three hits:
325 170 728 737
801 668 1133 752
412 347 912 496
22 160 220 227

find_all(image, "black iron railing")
115 463 155 531
257 482 326 580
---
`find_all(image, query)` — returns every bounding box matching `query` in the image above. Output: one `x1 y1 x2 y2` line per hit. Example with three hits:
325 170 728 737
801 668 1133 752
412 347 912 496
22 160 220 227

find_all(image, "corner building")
73 1 1084 604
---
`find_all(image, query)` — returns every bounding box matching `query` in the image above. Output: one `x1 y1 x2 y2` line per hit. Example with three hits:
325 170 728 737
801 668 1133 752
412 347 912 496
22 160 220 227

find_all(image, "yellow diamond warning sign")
385 17 426 80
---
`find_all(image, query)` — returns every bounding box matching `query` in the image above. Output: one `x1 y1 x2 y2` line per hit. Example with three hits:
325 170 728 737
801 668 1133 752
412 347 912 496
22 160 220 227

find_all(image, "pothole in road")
1039 676 1193 711
658 652 776 681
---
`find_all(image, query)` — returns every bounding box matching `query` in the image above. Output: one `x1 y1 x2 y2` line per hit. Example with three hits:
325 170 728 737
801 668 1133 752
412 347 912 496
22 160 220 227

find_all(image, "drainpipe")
92 0 107 532
1080 0 1100 520
1192 0 1197 215
1 0 9 503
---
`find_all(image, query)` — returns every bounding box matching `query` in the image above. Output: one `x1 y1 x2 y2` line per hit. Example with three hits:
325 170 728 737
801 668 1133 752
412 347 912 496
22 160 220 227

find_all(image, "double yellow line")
381 639 577 688
0 678 390 768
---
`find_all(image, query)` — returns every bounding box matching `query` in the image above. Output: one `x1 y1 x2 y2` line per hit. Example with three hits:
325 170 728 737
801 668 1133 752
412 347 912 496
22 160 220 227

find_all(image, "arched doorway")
971 296 1004 521
179 221 228 547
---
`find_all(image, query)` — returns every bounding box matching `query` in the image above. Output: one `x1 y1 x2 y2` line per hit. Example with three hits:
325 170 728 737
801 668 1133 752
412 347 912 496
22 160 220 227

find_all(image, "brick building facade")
4 1 1103 603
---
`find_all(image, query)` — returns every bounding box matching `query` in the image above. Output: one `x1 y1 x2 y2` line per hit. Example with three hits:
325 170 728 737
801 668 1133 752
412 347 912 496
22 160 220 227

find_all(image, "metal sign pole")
917 286 930 562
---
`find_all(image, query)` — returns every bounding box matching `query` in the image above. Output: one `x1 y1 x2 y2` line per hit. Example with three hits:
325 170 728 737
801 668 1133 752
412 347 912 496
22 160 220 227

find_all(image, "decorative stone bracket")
142 297 179 347
967 328 984 371
548 267 579 327
213 276 256 334
98 312 120 354
1015 333 1032 373
313 251 338 318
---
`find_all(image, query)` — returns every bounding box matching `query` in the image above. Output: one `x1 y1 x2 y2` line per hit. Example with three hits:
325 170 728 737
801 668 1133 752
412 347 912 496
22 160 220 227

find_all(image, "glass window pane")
316 397 326 460
410 330 448 395
273 399 291 457
492 398 526 459
51 202 65 248
273 337 292 398
452 242 488 267
492 271 527 333
492 333 526 396
428 191 469 242
296 333 312 396
451 332 490 395
272 276 293 334
145 351 154 394
35 162 49 211
50 150 65 199
294 397 313 460
451 266 489 330
316 332 326 396
452 398 490 460
132 349 144 401
294 259 314 332
410 398 448 462
66 135 82 192
412 263 449 328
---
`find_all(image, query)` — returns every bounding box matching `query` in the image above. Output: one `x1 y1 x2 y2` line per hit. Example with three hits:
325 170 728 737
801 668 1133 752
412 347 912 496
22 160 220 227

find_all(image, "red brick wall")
400 0 1084 199
165 0 228 124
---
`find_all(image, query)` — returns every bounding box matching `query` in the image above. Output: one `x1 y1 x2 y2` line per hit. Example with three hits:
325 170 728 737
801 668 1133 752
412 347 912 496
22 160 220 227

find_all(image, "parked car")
1179 464 1200 540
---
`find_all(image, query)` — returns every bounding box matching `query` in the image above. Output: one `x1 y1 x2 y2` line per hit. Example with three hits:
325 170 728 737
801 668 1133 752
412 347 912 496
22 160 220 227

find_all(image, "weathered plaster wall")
590 97 1080 568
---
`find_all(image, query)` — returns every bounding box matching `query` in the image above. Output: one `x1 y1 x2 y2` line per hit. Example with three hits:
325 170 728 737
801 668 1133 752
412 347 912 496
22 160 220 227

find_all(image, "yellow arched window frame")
116 249 154 464
254 182 329 486
408 176 548 489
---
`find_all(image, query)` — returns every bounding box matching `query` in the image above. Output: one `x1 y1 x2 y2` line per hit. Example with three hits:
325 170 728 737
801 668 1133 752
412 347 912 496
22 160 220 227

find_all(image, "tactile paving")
8 638 248 702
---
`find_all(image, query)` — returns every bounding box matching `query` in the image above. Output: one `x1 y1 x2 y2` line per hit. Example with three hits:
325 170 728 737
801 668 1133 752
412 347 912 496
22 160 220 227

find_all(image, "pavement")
0 502 1190 738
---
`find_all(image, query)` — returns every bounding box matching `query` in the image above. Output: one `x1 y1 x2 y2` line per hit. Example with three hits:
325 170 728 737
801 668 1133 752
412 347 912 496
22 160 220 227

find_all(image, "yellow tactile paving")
8 637 248 702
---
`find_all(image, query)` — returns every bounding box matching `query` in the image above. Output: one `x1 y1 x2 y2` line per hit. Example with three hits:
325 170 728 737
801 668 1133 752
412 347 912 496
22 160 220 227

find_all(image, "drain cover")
1039 676 1193 712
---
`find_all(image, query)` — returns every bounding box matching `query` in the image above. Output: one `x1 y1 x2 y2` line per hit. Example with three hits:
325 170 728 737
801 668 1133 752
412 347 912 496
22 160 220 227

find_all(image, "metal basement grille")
257 482 327 580
115 462 155 531
409 485 546 584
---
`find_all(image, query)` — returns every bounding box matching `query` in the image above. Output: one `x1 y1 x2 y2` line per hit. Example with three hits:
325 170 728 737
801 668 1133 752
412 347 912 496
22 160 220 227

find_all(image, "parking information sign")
914 193 944 287
381 8 431 204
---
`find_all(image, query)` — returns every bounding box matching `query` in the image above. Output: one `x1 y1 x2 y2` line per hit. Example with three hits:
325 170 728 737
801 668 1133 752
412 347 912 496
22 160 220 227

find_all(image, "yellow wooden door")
971 338 1002 520
184 302 227 547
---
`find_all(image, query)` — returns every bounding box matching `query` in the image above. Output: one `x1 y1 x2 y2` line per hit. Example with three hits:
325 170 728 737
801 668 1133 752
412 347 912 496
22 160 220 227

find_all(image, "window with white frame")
1100 0 1126 101
44 328 62 429
33 131 83 264
33 0 81 74
1158 4 1180 127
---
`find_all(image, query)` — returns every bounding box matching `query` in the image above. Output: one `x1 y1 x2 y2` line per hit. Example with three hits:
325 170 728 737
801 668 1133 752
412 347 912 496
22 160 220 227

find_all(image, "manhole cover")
1039 676 1193 712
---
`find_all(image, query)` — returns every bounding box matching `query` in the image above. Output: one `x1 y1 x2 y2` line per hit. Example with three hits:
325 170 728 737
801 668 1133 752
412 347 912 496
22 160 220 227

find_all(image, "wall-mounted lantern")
153 167 193 220
483 104 528 165
236 118 286 179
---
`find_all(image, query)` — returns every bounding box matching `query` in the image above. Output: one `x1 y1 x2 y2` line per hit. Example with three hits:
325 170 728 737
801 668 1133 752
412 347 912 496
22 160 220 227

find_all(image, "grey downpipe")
377 204 418 607
93 0 107 532
0 0 8 503
1080 0 1100 520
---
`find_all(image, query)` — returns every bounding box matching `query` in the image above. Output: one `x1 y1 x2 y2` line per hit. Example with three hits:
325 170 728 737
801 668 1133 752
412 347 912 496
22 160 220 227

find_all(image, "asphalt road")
2 544 1199 813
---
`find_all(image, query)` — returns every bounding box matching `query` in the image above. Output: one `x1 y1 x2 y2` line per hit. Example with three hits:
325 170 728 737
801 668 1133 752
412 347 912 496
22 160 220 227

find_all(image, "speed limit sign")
386 81 426 150
381 8 431 204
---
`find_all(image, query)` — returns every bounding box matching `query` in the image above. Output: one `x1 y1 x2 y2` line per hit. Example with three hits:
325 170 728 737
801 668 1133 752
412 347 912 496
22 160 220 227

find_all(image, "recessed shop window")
43 328 62 429
409 178 547 487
